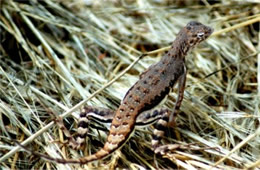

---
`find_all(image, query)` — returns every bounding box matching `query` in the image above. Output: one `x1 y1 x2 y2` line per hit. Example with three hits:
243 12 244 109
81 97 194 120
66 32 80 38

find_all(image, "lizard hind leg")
151 108 183 155
150 108 172 151
77 106 165 149
136 108 180 155
76 106 115 149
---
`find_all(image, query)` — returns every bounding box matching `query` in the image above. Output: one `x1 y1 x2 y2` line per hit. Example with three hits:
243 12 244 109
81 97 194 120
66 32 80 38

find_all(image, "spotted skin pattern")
24 21 213 164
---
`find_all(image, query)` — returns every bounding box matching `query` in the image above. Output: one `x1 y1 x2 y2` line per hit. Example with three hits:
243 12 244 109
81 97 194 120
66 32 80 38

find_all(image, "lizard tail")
75 107 136 164
56 107 136 164
18 106 137 164
17 140 114 164
20 138 123 164
64 146 114 164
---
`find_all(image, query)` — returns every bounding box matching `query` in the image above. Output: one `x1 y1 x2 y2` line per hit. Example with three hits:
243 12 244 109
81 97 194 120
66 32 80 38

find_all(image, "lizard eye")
197 32 204 39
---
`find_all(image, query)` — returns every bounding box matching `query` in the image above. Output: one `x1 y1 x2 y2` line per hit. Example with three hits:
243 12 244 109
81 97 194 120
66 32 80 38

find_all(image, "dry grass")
0 0 259 169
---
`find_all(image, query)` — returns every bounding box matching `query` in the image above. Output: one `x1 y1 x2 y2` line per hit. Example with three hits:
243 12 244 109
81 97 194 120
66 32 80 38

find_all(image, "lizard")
19 21 213 164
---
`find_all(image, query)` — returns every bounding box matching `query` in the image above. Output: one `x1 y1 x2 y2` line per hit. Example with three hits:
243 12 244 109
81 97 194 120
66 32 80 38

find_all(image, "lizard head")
183 21 213 48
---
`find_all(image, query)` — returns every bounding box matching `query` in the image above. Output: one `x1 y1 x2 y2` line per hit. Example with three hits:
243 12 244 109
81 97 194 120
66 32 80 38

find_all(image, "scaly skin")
24 21 213 164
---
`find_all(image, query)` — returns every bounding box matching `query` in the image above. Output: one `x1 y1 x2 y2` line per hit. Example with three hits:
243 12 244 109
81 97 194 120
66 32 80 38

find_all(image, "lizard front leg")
152 68 187 154
169 66 187 126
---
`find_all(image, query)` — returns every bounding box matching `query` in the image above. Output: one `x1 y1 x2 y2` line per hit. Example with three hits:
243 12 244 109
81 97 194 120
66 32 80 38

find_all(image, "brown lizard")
19 21 213 164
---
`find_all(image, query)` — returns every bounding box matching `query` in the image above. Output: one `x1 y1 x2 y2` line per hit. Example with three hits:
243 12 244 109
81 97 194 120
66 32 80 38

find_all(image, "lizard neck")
164 31 191 61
